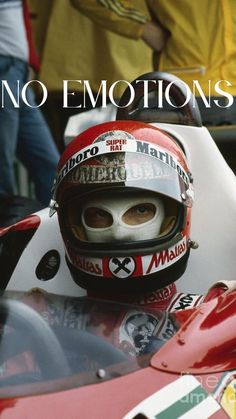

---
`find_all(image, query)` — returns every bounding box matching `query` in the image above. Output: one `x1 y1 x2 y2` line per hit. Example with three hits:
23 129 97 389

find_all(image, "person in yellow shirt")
70 0 236 126
28 0 154 151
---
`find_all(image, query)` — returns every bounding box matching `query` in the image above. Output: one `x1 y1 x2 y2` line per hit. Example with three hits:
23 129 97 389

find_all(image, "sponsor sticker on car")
123 375 221 419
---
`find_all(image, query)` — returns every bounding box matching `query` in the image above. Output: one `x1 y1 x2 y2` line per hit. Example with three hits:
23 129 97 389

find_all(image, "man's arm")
70 0 149 39
70 0 167 52
141 20 168 52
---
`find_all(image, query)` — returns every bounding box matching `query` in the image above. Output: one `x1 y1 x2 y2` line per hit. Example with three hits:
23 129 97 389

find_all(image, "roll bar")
116 72 202 127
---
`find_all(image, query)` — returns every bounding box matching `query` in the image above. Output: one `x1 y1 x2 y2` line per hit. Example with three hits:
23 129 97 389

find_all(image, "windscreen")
0 291 179 397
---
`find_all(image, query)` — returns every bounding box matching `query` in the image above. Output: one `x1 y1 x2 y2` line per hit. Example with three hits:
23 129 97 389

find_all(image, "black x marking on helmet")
112 257 132 274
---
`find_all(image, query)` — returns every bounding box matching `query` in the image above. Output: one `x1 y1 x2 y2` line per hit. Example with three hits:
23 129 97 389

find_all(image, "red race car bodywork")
0 289 234 418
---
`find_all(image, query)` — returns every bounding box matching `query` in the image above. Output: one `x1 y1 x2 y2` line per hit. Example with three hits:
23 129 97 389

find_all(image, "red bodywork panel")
0 215 40 237
0 367 227 419
152 289 236 374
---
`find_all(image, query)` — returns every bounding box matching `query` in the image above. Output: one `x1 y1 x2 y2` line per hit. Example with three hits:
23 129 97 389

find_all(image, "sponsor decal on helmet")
93 129 135 144
67 237 187 279
143 236 187 275
56 139 189 190
68 153 170 185
67 247 103 276
136 140 189 185
108 257 136 278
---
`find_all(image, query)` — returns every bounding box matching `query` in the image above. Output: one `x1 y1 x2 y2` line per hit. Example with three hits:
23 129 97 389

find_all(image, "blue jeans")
0 56 60 206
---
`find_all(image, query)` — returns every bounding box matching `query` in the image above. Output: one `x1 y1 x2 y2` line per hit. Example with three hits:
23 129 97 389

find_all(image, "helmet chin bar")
66 248 190 295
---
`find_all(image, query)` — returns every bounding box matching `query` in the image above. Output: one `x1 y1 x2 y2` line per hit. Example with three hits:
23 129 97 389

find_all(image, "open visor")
60 149 193 208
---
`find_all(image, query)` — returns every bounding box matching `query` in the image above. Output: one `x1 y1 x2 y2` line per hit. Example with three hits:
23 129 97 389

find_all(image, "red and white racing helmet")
51 120 194 294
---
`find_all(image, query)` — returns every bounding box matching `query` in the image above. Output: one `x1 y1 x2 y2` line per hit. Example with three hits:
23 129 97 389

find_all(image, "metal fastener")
96 369 106 379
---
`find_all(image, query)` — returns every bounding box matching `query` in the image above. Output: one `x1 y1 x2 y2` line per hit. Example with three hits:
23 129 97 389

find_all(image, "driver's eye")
136 205 149 214
122 203 156 225
83 207 113 228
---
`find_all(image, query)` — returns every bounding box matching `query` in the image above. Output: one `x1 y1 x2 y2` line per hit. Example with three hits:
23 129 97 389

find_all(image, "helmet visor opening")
61 189 182 246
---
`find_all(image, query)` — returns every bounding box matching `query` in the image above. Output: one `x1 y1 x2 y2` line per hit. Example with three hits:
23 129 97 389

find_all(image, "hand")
141 21 168 52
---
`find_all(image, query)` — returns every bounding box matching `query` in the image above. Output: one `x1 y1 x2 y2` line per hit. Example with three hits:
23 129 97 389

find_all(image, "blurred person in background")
28 0 154 152
0 0 59 210
70 0 236 126
70 0 236 172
